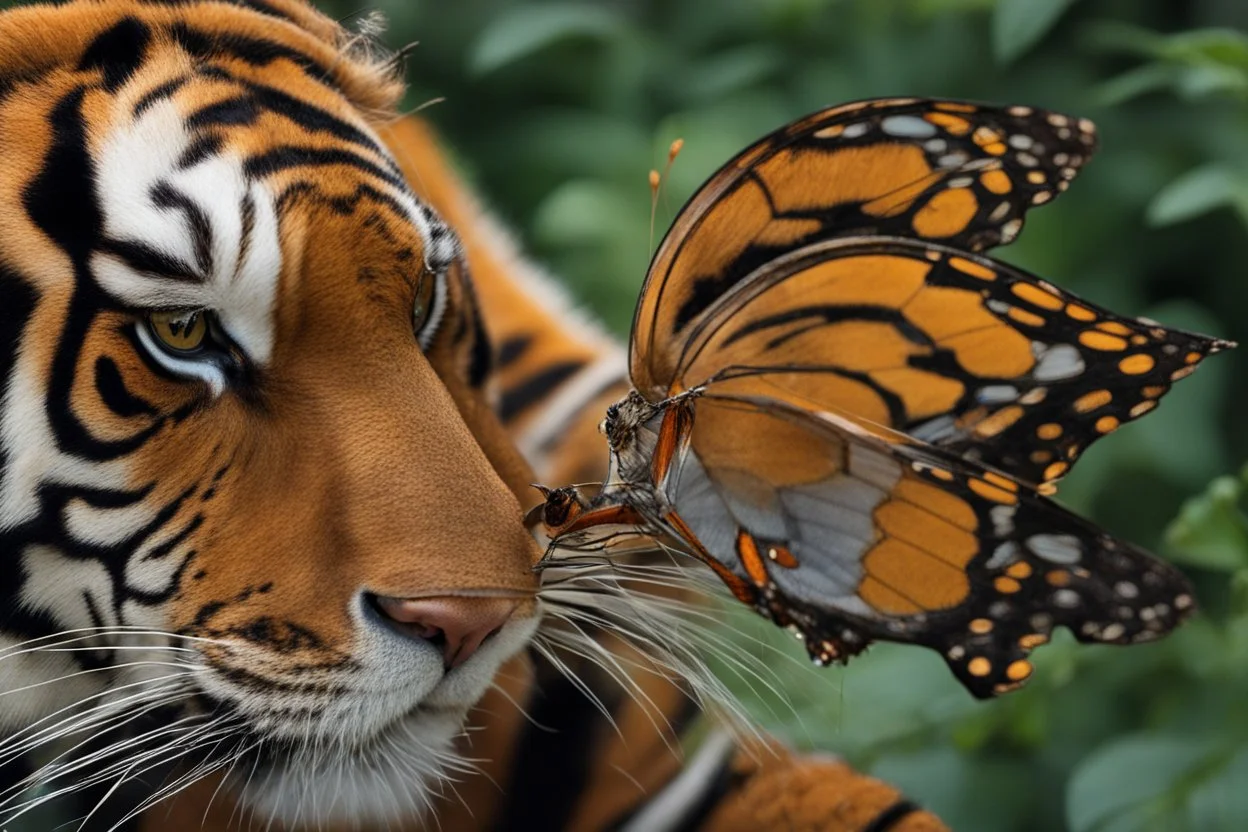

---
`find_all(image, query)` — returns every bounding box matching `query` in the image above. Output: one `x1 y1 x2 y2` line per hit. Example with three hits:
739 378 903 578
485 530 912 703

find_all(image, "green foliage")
338 0 1246 829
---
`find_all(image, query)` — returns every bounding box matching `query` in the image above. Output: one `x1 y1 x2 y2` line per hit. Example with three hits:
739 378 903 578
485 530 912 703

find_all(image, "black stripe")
133 75 190 116
95 357 157 418
97 238 201 283
169 23 336 89
494 657 623 831
863 799 921 832
78 18 151 93
150 182 215 274
246 145 406 191
497 361 584 423
186 95 260 128
495 335 532 369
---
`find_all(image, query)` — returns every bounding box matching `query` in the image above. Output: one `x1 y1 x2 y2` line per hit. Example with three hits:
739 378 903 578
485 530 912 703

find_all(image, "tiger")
0 0 946 830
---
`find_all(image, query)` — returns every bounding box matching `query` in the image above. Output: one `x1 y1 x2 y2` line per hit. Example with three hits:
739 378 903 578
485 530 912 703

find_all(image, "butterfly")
535 98 1234 699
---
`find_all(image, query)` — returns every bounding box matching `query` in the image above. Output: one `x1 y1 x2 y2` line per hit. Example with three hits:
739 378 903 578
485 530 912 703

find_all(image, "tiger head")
0 0 542 824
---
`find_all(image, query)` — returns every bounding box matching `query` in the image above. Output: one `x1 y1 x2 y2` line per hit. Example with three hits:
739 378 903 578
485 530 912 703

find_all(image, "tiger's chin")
235 703 470 828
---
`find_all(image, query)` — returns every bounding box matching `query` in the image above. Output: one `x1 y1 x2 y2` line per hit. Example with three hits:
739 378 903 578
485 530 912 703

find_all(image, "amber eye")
147 310 208 353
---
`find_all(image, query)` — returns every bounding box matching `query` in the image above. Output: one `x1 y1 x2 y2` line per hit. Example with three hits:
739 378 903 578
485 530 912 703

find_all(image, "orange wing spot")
1131 335 1148 345
1142 385 1166 398
927 467 956 482
871 367 964 421
1185 351 1203 364
1006 561 1033 579
1007 306 1045 327
1030 450 1053 464
1019 634 1049 649
935 102 978 113
1044 461 1070 481
994 576 1022 594
983 142 1008 156
948 256 996 280
764 145 934 217
972 126 1001 147
1171 366 1196 381
983 471 1019 492
875 500 978 567
973 406 1026 439
969 478 1019 505
863 538 970 611
1026 170 1047 185
980 169 1012 194
969 618 994 634
896 477 977 530
736 530 769 587
1130 400 1157 418
940 326 1035 378
1079 331 1128 351
1119 354 1155 375
859 576 923 615
1065 304 1096 322
1074 389 1112 413
1036 423 1063 440
912 188 979 238
768 545 799 569
1046 570 1071 587
1006 660 1033 682
968 657 992 677
925 111 971 134
1095 415 1120 434
1010 282 1065 311
1097 321 1133 336
814 124 845 138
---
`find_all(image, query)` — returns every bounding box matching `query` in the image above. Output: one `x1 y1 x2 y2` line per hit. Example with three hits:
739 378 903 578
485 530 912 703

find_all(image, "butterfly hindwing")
669 237 1231 486
662 394 1193 698
634 98 1099 395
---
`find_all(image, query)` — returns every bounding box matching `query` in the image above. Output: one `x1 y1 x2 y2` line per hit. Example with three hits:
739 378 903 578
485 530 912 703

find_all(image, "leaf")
1147 165 1243 228
467 4 625 76
992 0 1081 63
1165 469 1248 572
1067 734 1215 832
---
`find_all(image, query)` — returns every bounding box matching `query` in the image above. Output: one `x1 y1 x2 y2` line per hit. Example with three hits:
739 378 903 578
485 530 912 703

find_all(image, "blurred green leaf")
1165 468 1248 572
467 4 626 76
992 0 1080 63
1147 164 1247 227
1067 734 1215 832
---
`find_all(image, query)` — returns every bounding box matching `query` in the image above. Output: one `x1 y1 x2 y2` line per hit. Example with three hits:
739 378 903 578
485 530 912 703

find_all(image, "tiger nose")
372 595 520 669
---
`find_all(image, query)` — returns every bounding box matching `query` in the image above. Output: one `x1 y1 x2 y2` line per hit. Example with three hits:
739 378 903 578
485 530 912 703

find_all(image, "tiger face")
0 0 541 824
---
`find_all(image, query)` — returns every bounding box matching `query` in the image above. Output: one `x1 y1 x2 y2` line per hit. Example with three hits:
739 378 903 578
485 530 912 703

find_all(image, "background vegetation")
327 0 1248 829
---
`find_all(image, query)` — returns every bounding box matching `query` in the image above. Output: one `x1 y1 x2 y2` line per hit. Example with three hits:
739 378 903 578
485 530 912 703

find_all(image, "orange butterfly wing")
666 237 1230 487
632 98 1099 396
661 394 1193 698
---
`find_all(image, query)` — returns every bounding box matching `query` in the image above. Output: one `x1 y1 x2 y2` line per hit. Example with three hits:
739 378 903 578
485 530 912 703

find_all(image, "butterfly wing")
661 394 1193 698
666 236 1230 486
633 98 1100 395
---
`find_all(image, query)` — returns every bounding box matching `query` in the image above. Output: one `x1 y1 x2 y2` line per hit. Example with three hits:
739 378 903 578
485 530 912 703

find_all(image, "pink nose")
373 595 519 668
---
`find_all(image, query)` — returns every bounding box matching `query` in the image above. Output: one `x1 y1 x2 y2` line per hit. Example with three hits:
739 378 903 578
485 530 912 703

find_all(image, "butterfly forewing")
669 237 1230 486
633 98 1099 396
663 394 1194 698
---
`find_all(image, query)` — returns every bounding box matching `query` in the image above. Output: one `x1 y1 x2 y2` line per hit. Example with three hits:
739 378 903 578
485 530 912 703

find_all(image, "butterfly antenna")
648 138 685 255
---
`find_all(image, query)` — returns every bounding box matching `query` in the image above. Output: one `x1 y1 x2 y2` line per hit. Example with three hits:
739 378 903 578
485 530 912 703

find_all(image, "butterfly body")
537 98 1233 698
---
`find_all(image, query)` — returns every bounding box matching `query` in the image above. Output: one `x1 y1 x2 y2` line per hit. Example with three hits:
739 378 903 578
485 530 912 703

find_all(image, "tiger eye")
413 273 436 336
148 310 207 352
